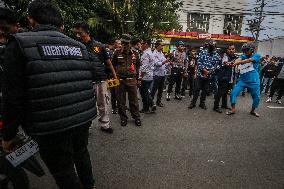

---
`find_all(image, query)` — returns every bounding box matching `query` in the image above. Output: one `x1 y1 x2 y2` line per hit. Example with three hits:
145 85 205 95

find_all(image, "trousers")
191 77 210 106
214 80 232 108
94 81 110 129
34 124 95 189
151 76 165 104
269 78 284 100
117 79 140 120
230 79 260 108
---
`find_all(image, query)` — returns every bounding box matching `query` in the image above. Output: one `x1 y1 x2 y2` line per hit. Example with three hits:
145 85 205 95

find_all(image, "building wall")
179 0 246 33
258 38 284 57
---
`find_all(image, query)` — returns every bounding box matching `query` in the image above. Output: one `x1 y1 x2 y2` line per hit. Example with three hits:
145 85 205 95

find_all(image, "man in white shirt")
139 39 155 113
151 40 170 108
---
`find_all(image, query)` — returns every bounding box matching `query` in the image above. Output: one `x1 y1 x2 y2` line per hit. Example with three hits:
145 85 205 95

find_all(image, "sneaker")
120 120 127 127
135 119 142 126
181 91 185 98
111 109 118 114
276 99 282 104
174 94 182 100
266 97 272 103
151 105 157 112
100 127 113 134
166 93 171 101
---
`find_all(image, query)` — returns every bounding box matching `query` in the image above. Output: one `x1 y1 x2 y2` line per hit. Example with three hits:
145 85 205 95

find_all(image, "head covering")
242 42 256 52
176 40 185 46
121 34 132 43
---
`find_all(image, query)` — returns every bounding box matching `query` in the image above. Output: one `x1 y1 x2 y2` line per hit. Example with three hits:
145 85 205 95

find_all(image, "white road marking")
267 106 284 109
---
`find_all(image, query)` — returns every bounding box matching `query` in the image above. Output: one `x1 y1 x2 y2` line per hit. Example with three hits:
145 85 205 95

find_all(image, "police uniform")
85 39 112 131
112 39 141 126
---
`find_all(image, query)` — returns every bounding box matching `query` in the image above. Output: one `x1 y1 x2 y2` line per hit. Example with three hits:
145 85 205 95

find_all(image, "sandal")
226 111 235 116
250 111 260 117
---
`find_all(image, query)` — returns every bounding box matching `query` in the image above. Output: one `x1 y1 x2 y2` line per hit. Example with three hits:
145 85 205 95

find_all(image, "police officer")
112 34 141 127
166 41 187 101
73 21 116 134
2 1 97 189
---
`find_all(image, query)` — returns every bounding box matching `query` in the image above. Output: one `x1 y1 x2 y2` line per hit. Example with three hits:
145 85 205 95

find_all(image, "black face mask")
208 45 215 52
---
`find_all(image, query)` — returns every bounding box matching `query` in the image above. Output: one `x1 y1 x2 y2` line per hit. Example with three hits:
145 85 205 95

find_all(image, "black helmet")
242 42 256 52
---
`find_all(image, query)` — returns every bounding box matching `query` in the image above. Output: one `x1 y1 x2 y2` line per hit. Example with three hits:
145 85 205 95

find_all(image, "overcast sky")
242 0 284 40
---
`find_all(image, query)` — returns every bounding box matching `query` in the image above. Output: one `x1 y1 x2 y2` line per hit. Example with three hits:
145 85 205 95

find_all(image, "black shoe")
112 109 118 114
135 119 142 126
199 104 207 110
151 105 157 112
144 110 153 114
157 102 164 107
101 127 113 133
221 106 231 110
241 91 245 96
120 120 127 127
139 109 145 113
213 107 222 113
188 104 196 109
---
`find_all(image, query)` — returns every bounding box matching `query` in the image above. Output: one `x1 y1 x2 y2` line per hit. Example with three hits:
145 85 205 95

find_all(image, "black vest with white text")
14 28 97 136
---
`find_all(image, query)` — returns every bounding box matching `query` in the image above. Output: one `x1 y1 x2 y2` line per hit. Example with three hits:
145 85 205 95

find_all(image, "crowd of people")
0 0 284 189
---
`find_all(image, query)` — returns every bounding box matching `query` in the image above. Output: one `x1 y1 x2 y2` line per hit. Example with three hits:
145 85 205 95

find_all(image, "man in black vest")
2 1 97 189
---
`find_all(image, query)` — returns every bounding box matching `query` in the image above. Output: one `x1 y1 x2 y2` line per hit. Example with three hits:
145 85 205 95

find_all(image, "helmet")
242 42 255 52
176 40 185 46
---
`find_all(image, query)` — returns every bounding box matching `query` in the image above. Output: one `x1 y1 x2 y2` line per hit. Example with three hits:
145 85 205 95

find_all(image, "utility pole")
247 0 266 42
255 0 265 41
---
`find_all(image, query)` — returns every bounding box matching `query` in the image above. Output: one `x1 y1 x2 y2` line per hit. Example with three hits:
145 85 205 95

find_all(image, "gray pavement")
29 93 284 189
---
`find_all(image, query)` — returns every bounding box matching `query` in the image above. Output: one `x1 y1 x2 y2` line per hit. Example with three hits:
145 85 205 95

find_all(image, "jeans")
140 80 153 111
151 76 165 104
33 124 95 189
261 77 273 93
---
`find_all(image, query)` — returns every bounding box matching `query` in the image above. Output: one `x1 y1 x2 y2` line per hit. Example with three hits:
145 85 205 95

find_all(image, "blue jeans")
261 77 273 93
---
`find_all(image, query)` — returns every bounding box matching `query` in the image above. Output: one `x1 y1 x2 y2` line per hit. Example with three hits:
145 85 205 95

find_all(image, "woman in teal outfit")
227 43 261 117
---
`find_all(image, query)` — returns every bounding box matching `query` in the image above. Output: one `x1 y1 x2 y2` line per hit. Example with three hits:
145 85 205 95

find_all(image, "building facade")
179 0 246 35
257 37 284 57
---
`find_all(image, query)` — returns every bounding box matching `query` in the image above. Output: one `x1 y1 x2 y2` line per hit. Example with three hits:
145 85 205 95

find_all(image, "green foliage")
3 0 182 41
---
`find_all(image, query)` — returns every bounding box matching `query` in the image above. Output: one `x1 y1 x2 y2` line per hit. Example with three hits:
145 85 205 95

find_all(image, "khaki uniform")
112 49 140 121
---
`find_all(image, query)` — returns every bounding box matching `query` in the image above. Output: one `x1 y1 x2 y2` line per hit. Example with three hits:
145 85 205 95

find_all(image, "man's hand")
137 79 141 87
2 140 13 152
202 69 209 77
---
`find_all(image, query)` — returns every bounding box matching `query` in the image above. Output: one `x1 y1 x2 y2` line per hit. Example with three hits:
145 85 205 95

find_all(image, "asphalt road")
29 93 284 189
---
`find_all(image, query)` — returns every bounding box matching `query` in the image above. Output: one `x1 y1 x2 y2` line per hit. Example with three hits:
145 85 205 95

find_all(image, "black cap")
0 7 17 24
121 34 131 43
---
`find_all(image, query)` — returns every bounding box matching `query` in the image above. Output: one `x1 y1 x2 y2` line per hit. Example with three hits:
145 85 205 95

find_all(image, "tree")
3 0 182 41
